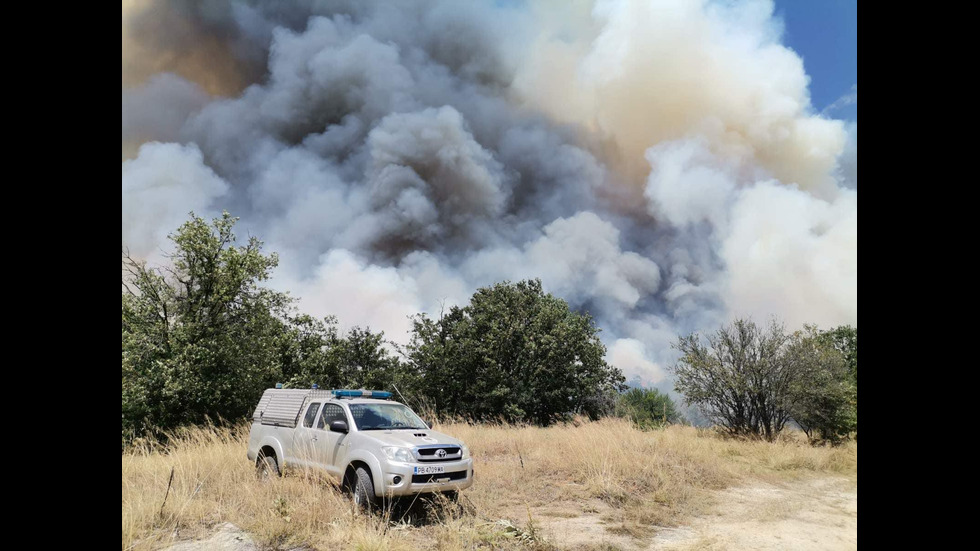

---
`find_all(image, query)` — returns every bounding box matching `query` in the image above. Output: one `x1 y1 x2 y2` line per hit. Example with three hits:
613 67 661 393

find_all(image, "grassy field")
121 419 856 550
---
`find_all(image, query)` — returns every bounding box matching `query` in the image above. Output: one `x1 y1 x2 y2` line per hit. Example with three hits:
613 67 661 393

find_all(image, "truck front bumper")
378 458 474 497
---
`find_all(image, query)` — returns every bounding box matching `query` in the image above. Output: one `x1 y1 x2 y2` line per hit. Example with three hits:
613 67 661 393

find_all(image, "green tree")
670 318 792 441
819 325 857 383
786 326 856 445
335 327 405 389
278 314 342 389
122 212 290 441
615 388 681 428
280 319 406 392
819 325 857 433
406 279 625 425
671 318 857 444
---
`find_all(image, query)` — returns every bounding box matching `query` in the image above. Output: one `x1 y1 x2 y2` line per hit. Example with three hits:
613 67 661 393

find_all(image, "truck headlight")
381 446 415 463
461 444 471 459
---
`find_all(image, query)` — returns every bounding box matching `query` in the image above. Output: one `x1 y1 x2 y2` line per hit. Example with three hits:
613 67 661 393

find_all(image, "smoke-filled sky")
122 0 857 390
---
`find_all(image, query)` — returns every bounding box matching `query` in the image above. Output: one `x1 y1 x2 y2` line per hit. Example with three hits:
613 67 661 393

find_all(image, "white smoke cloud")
283 249 423 341
642 136 858 339
515 0 846 197
121 0 857 390
121 142 229 261
608 338 668 386
722 182 857 329
523 212 662 313
455 212 661 321
644 138 736 228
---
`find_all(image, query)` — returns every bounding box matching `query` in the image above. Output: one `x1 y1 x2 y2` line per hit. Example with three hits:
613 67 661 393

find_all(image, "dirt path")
649 476 856 550
537 476 857 551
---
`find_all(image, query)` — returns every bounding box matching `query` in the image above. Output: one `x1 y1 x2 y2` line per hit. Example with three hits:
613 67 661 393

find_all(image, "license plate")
414 465 445 475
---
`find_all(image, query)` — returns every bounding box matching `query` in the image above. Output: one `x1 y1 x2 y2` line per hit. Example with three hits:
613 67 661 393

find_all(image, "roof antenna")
392 383 411 406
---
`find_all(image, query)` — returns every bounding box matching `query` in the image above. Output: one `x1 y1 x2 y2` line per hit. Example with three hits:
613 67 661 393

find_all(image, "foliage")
820 326 857 378
122 212 289 441
615 387 681 429
122 212 404 443
786 326 856 445
818 324 857 433
277 314 341 389
406 279 626 425
671 319 793 441
670 318 856 444
280 316 405 391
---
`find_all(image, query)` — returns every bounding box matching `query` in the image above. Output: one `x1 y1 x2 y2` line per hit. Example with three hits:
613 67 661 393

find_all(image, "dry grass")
121 419 856 550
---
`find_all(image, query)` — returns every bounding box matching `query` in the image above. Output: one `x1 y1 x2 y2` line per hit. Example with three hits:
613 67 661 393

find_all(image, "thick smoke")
122 142 229 261
122 73 211 160
121 0 857 390
516 0 847 198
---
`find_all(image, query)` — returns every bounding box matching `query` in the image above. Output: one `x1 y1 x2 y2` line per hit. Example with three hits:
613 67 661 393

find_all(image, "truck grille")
411 470 468 484
415 446 462 462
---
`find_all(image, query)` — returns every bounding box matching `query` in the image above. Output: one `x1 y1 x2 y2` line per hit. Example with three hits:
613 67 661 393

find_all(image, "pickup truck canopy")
252 388 395 427
252 389 319 427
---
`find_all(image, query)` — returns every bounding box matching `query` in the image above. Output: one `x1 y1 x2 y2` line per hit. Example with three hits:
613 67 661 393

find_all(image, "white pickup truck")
246 388 474 508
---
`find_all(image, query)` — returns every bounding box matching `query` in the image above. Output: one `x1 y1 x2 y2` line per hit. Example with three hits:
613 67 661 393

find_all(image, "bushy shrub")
615 388 681 429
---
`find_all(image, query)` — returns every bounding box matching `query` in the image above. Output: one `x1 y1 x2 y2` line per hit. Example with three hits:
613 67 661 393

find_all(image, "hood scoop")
413 433 427 437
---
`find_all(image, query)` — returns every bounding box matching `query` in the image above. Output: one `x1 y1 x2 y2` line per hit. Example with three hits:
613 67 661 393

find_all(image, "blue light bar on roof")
331 389 392 399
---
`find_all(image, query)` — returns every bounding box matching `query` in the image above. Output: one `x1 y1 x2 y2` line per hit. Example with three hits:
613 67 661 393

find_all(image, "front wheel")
352 467 377 511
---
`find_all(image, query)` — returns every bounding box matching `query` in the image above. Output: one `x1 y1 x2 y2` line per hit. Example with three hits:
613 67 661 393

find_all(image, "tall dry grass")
121 419 856 550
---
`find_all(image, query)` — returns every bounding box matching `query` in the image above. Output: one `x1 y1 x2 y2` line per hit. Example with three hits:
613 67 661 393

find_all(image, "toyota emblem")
436 449 447 458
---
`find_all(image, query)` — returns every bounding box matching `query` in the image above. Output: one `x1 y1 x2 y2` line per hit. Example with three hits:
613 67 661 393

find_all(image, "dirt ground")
536 476 857 551
159 475 856 551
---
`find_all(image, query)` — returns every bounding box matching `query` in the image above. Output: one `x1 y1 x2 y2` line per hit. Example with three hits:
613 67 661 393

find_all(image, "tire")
256 452 281 479
352 466 377 510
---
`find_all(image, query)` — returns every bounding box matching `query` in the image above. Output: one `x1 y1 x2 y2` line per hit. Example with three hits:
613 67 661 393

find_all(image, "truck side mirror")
426 420 433 429
330 420 349 433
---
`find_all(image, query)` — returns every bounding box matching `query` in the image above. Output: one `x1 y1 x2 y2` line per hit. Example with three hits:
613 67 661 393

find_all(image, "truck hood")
358 428 464 449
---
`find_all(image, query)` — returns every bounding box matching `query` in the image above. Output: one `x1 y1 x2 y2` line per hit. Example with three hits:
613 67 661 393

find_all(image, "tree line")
122 213 855 446
122 213 626 443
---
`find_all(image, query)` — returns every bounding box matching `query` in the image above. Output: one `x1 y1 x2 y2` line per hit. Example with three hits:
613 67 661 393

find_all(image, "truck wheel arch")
257 447 281 477
257 438 286 471
343 453 384 497
258 445 277 462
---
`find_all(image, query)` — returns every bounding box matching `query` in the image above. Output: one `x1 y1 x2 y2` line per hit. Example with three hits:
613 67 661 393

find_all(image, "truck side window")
318 404 347 430
303 402 321 428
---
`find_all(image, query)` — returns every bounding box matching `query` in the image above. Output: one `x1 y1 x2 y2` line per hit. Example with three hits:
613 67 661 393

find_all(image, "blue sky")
774 0 857 121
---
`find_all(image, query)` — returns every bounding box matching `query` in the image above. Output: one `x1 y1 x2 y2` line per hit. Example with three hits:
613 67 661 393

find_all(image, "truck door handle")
311 437 318 442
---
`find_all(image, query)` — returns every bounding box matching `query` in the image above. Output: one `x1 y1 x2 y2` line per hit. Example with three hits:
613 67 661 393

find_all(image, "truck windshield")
349 403 427 430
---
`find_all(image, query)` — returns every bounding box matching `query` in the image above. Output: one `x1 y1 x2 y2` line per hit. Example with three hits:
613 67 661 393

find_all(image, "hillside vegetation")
122 419 856 551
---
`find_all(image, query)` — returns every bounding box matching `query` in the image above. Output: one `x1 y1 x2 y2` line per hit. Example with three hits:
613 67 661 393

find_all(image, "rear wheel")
256 452 281 479
352 467 377 511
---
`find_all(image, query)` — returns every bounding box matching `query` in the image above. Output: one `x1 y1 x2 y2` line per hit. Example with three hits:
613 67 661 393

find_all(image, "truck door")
313 403 351 476
292 402 322 468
